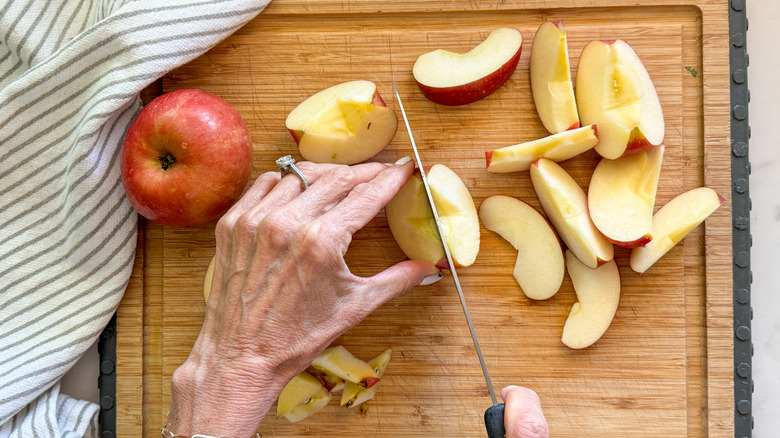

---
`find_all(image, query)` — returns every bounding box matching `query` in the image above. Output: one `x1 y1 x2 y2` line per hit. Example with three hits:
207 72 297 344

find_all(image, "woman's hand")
166 159 440 438
502 386 550 438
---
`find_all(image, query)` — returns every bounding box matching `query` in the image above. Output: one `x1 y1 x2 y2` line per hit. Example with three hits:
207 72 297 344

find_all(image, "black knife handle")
484 403 506 438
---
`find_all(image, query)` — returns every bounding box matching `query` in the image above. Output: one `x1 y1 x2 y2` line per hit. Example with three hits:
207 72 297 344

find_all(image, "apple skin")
121 89 253 227
415 47 522 106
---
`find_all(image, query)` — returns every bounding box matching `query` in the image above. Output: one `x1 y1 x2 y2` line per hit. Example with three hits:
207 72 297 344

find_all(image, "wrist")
167 350 289 438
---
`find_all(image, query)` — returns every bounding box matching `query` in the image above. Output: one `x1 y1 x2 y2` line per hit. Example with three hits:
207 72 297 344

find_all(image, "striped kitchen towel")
0 0 271 436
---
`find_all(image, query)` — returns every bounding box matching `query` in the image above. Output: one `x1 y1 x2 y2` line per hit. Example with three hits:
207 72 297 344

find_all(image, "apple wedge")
310 345 380 389
588 146 664 248
479 195 564 300
630 187 725 274
385 164 480 269
202 256 215 302
341 349 392 408
485 125 598 173
530 21 580 134
529 158 614 269
413 28 523 106
561 250 621 349
276 371 332 422
285 80 398 164
576 39 664 159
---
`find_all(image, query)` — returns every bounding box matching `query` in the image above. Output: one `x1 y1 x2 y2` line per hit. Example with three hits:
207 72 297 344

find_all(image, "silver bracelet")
161 427 261 438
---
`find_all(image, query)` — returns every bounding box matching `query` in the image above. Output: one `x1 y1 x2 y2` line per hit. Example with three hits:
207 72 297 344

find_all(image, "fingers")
501 386 549 438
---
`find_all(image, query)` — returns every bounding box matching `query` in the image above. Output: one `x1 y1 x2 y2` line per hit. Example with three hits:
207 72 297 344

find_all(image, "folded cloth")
0 0 271 436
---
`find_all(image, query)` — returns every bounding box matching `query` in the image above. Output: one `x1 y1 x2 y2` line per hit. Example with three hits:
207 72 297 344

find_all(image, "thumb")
359 259 441 305
501 386 549 438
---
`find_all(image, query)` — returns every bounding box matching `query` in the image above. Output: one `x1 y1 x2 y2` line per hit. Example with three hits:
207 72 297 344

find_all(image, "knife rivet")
733 178 748 194
733 105 748 121
731 33 745 48
732 69 746 84
738 400 751 415
101 395 114 410
734 216 749 230
735 251 749 268
737 362 751 378
731 0 745 11
736 326 750 341
735 288 749 304
101 360 114 374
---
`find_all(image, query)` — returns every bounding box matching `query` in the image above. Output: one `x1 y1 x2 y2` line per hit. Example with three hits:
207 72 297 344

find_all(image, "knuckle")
258 212 294 248
516 419 549 438
350 181 383 203
297 222 330 262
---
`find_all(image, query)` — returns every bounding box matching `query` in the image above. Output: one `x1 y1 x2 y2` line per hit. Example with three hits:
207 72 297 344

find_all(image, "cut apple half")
485 124 598 173
530 21 580 134
385 164 480 269
561 250 621 349
413 28 523 106
529 158 614 269
285 80 398 164
341 349 392 408
276 371 332 422
202 255 215 302
630 187 725 274
588 146 664 248
479 195 564 300
310 345 380 389
576 39 664 159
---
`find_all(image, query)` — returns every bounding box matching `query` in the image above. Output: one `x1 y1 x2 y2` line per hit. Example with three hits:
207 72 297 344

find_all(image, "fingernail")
420 271 443 286
394 156 412 166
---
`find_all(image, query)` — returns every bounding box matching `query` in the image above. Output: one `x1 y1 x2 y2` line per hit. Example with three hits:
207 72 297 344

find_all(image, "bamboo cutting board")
117 1 734 436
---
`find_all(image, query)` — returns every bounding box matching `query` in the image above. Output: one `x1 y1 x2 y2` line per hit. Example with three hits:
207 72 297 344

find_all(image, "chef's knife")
392 81 506 438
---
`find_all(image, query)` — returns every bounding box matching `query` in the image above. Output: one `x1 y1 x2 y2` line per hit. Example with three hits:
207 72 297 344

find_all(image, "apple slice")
561 250 621 349
306 367 346 393
530 21 580 134
310 345 380 389
630 187 725 274
285 80 398 164
485 125 598 173
341 349 392 408
588 146 664 248
529 158 614 269
202 256 215 302
385 164 480 269
479 195 564 300
276 371 332 421
413 28 523 106
575 39 664 159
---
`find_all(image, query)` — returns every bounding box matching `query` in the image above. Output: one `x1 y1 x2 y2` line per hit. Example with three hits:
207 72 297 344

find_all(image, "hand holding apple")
121 89 253 227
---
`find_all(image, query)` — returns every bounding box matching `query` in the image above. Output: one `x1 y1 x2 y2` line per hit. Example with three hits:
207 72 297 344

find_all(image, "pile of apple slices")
479 22 724 348
276 346 392 422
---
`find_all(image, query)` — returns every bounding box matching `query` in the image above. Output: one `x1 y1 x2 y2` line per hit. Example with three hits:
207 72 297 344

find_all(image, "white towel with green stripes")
0 0 270 436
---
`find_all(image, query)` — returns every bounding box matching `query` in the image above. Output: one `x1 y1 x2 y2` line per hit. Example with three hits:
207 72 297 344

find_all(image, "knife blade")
392 80 506 438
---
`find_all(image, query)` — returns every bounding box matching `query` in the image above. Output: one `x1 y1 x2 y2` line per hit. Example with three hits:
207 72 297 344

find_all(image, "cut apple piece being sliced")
630 187 725 274
485 125 598 173
529 158 614 269
385 164 480 269
202 256 215 302
479 195 564 300
561 250 621 349
276 371 331 421
530 21 580 134
285 80 398 164
588 146 664 248
341 349 392 408
310 345 380 389
576 39 664 159
413 28 523 106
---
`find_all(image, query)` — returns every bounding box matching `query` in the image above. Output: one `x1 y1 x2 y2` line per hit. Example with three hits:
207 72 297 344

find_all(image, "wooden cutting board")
116 1 734 436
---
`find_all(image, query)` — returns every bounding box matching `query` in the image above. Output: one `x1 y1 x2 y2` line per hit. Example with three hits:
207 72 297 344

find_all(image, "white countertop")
61 1 780 435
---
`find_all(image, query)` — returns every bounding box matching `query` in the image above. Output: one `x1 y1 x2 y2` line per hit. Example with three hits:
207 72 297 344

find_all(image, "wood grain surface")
117 1 734 436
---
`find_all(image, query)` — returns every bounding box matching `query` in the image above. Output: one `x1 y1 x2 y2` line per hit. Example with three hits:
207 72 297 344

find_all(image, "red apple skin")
607 233 652 249
415 46 522 106
121 89 253 227
287 89 390 146
619 129 659 158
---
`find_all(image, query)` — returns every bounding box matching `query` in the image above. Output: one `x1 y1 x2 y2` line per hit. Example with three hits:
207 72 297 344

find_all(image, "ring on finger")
276 155 308 190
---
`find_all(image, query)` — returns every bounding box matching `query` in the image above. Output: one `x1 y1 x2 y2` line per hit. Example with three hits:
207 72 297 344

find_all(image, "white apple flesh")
529 158 614 269
341 349 392 408
385 164 481 269
413 28 523 106
561 250 621 349
310 345 380 389
285 80 398 165
588 146 664 248
479 195 564 300
485 124 598 173
276 371 331 420
575 39 664 159
630 187 725 274
530 21 580 134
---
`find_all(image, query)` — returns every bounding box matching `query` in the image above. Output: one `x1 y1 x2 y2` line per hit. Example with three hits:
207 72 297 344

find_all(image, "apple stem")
158 153 176 170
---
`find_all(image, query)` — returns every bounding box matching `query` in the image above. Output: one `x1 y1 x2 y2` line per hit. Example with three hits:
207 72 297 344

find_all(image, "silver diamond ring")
276 155 308 190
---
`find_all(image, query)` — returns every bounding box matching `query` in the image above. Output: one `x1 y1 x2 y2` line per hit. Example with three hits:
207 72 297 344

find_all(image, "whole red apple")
121 89 253 227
